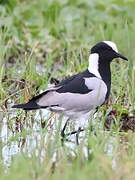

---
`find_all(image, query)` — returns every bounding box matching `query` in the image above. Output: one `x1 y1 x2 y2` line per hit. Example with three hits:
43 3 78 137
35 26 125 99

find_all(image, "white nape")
88 53 101 79
103 41 118 53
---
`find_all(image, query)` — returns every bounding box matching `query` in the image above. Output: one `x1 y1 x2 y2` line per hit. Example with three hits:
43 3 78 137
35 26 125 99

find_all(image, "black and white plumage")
12 41 128 120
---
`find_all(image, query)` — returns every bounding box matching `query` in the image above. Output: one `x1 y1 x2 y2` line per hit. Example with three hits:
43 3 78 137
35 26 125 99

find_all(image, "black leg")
61 118 70 138
66 128 84 136
61 119 84 145
76 127 82 145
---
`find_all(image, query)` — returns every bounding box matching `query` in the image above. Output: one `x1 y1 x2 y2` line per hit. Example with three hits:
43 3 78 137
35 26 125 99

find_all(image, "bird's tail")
12 100 41 110
12 90 57 111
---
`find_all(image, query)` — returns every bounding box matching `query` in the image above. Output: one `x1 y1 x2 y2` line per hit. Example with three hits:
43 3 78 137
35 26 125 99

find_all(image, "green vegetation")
0 0 135 179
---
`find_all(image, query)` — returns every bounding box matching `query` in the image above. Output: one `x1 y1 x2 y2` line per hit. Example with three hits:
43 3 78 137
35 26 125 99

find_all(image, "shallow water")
0 108 119 168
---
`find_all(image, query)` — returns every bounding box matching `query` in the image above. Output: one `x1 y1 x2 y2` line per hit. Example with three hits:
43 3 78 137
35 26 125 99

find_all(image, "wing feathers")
12 69 96 111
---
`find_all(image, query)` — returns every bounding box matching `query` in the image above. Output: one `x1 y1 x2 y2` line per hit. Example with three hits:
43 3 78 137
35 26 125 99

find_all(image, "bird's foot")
75 127 83 145
61 126 84 145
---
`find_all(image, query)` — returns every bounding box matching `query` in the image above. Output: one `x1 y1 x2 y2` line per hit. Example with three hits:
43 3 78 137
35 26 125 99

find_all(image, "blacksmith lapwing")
12 41 128 139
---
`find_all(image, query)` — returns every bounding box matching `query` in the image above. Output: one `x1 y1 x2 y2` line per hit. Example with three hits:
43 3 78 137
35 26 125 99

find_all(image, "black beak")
115 52 128 61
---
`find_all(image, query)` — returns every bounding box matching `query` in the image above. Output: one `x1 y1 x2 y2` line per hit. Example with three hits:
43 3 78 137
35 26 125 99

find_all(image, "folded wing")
12 69 104 113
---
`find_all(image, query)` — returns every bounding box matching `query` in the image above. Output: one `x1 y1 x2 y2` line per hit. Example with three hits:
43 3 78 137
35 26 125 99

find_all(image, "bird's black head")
91 41 128 62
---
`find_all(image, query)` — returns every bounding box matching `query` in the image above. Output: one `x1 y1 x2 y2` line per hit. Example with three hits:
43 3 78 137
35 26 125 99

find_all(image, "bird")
12 41 128 138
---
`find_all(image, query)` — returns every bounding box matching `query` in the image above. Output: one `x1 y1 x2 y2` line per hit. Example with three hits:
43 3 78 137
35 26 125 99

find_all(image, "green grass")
0 0 135 179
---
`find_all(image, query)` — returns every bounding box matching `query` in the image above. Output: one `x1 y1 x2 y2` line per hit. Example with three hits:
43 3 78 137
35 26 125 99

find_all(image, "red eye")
108 48 112 51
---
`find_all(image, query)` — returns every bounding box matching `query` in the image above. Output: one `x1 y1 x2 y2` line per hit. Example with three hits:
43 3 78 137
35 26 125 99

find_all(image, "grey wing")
36 77 107 114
